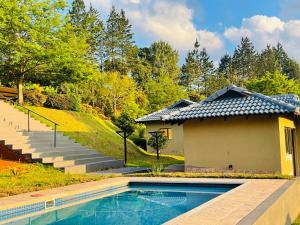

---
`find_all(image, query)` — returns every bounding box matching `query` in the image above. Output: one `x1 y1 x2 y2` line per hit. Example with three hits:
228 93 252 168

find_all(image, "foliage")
24 91 47 106
114 112 136 134
151 162 164 176
0 0 95 103
245 71 300 96
44 93 81 111
146 76 187 111
0 163 111 197
231 37 258 85
148 132 168 150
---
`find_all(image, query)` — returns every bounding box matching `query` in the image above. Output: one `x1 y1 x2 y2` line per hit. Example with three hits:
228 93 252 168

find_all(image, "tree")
180 40 201 92
145 76 187 111
69 0 87 33
273 43 300 81
198 48 214 96
147 41 180 81
256 45 280 77
0 0 94 104
69 1 104 64
104 6 136 74
100 72 139 116
245 70 300 96
232 37 258 85
147 132 168 151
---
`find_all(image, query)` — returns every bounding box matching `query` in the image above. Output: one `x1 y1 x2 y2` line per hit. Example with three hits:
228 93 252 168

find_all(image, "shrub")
24 91 47 106
130 135 147 150
148 132 168 150
68 93 81 112
44 93 81 111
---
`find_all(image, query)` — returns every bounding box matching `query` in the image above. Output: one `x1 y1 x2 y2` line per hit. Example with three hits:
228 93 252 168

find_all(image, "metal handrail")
3 97 59 148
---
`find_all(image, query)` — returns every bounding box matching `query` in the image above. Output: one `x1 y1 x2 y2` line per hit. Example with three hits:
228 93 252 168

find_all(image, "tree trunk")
18 75 24 105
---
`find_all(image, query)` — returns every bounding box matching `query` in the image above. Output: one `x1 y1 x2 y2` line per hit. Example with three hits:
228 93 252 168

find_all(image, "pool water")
10 183 236 225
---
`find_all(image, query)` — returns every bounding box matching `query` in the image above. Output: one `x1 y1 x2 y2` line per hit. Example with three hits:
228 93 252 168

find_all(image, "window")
160 128 172 140
284 127 296 156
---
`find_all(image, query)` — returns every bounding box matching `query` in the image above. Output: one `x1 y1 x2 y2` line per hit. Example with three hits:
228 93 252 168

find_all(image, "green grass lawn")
128 172 292 179
0 163 111 197
26 106 184 167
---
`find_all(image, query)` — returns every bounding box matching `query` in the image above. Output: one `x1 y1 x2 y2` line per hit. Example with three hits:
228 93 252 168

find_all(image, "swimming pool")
4 182 238 225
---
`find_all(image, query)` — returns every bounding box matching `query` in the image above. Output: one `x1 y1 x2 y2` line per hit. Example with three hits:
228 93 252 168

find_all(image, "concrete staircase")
0 100 123 174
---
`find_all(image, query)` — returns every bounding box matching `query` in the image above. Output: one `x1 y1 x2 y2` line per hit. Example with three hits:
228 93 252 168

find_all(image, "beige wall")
253 179 300 225
145 122 184 155
183 115 288 174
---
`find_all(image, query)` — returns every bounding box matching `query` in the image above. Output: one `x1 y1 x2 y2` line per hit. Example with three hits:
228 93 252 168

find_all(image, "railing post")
27 110 30 132
54 124 57 148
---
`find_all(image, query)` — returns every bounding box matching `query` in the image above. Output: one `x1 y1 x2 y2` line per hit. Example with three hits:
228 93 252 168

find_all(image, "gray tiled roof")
136 99 195 123
271 94 300 107
163 85 300 121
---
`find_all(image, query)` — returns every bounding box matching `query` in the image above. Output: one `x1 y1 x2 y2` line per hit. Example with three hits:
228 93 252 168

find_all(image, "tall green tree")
147 41 180 81
256 45 280 77
198 48 214 96
104 6 135 74
0 0 94 104
180 40 201 92
273 43 300 81
69 1 104 64
231 37 258 85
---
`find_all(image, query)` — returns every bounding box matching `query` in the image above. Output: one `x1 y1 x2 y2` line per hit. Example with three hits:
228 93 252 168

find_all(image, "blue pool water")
9 183 237 225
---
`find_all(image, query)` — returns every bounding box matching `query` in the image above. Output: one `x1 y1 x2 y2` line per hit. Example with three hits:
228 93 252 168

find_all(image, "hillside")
26 106 184 167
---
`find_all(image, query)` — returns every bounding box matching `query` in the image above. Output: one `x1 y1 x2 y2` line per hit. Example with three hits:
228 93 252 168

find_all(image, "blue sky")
83 0 300 63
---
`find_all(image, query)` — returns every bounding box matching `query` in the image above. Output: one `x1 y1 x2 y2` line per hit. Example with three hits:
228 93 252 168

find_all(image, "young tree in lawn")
0 0 94 104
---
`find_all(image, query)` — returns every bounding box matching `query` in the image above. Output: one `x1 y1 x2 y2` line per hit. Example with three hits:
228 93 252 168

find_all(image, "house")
139 85 300 175
136 99 195 155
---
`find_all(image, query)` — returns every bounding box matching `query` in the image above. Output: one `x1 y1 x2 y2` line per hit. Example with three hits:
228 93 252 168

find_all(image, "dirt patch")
0 159 20 171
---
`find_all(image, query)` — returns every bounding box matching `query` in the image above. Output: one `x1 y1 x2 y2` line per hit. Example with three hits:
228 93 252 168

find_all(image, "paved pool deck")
0 177 299 225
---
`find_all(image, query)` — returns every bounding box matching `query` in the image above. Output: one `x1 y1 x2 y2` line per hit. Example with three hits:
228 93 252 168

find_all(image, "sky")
82 0 300 63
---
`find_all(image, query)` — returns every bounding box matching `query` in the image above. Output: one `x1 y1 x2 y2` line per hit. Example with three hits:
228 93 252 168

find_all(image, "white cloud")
84 0 224 61
224 15 300 62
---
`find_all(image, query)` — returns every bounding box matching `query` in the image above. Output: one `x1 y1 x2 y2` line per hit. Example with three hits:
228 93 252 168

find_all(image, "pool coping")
0 177 293 225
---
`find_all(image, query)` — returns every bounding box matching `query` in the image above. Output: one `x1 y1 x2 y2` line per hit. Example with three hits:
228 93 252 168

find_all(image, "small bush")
130 135 147 150
24 91 47 106
81 104 98 115
68 93 81 112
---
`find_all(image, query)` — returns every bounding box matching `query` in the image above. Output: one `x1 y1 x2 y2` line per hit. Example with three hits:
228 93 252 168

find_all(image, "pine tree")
273 43 300 80
69 0 87 33
104 6 135 74
232 37 258 85
86 5 105 65
199 48 214 96
256 45 280 77
180 40 201 92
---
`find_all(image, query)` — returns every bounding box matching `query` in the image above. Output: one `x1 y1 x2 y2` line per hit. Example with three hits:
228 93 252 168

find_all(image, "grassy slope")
27 106 184 167
0 163 110 197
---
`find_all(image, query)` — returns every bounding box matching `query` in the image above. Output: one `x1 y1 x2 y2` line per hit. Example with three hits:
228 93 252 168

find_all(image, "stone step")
53 156 114 168
42 152 101 163
0 100 123 173
32 149 98 159
64 160 124 174
26 146 94 153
